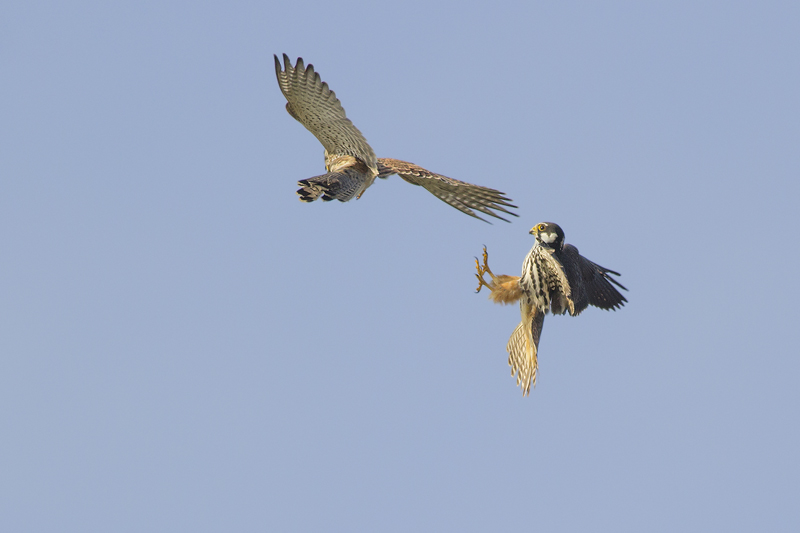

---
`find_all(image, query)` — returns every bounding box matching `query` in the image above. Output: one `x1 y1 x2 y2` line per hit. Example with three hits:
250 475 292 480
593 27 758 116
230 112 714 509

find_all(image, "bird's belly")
520 277 550 312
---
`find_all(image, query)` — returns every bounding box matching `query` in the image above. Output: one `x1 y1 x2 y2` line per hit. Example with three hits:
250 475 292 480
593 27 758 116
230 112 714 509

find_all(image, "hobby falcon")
475 222 627 395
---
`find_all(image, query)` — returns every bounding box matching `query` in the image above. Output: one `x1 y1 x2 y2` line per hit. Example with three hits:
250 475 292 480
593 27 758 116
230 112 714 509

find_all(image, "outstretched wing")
274 54 377 174
376 158 518 223
560 244 627 314
507 303 545 396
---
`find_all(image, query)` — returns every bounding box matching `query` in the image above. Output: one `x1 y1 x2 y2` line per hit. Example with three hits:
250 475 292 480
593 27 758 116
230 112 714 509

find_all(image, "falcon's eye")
538 224 545 231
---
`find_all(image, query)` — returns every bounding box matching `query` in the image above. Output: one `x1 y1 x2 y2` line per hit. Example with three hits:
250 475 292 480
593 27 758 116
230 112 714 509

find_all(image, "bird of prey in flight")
475 222 627 395
274 54 518 223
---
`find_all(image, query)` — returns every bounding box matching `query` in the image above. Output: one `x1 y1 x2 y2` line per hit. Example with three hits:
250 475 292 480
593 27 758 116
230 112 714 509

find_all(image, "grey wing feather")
274 54 377 174
560 244 627 314
376 158 518 223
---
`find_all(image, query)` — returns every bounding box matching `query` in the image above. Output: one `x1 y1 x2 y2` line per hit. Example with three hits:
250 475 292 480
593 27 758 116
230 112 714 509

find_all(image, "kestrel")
475 222 627 395
274 54 518 222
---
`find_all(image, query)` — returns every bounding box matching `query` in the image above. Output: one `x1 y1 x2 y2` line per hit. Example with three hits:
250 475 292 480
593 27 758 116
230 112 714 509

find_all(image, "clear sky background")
2 1 799 531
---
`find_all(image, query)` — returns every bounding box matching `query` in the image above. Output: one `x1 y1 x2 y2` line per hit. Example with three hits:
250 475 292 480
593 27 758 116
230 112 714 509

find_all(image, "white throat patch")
540 232 558 244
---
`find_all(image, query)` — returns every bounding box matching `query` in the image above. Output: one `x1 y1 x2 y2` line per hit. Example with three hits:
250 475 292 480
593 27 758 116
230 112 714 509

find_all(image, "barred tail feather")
296 171 364 203
506 328 536 396
297 179 324 202
506 305 545 396
507 321 535 395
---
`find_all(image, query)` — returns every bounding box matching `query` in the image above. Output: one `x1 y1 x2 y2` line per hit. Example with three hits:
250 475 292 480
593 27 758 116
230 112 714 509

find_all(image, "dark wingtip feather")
601 269 628 292
469 212 492 224
607 276 628 292
274 54 285 84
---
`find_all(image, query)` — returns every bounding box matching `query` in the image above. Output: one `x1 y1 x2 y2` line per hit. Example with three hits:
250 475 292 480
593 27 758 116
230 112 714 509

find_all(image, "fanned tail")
296 171 363 203
296 178 325 202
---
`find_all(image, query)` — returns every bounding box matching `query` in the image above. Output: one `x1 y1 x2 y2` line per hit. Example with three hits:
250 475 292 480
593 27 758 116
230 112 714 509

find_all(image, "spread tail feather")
296 171 364 203
297 179 324 202
506 306 545 396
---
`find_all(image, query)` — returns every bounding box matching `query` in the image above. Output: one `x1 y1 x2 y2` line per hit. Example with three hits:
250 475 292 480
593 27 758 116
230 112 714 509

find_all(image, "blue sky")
2 1 799 531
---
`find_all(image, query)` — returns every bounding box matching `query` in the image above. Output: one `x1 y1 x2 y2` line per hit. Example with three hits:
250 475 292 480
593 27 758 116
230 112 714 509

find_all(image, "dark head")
529 222 565 250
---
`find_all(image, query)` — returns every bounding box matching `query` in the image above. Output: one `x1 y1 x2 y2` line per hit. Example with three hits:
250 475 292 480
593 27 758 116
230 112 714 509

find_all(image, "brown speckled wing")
376 158 518 223
274 54 377 175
